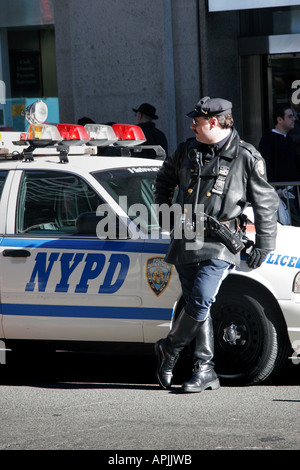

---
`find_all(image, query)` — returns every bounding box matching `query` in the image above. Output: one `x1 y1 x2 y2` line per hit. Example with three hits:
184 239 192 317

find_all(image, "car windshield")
92 166 161 234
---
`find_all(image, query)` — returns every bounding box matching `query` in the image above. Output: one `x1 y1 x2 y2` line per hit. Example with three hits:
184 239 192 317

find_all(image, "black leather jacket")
154 128 279 266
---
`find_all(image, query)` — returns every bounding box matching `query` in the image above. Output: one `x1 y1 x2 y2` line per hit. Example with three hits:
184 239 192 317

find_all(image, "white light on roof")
26 124 62 142
85 124 118 146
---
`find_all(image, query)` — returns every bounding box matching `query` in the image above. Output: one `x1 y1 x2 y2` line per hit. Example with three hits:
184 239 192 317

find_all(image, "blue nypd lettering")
266 252 300 268
25 252 130 293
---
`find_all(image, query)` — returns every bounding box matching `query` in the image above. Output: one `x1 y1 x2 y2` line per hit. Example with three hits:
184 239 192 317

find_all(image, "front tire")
211 277 291 385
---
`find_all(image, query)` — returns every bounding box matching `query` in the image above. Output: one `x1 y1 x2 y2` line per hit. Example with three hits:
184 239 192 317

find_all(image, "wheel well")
218 273 280 311
215 273 289 339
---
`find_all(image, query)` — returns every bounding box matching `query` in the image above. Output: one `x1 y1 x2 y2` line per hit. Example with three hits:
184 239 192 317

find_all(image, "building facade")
0 0 300 153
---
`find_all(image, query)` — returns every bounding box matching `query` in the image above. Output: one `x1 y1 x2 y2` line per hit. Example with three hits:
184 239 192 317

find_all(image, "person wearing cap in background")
154 96 278 393
133 103 168 154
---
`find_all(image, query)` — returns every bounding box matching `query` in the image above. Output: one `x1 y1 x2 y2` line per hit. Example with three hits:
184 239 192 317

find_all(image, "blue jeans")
176 259 232 322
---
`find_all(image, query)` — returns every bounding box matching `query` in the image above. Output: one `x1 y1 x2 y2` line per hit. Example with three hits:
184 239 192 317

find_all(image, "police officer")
154 96 279 393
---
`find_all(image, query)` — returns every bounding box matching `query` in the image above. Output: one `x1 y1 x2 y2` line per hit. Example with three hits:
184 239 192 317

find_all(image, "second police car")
0 100 299 386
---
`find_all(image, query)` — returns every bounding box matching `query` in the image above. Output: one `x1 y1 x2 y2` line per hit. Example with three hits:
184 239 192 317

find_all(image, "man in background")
133 103 168 155
259 104 300 183
288 87 300 158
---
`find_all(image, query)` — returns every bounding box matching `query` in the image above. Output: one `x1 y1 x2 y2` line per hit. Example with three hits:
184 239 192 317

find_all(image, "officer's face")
191 117 215 143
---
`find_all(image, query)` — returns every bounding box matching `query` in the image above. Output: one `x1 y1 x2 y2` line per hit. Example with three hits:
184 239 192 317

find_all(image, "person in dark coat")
259 104 300 183
259 104 300 225
133 103 168 154
154 96 278 393
288 87 300 158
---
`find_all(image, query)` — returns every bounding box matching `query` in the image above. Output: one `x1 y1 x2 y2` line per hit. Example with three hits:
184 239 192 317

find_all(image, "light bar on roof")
25 124 62 147
84 123 118 146
26 124 62 141
112 124 146 146
56 124 90 145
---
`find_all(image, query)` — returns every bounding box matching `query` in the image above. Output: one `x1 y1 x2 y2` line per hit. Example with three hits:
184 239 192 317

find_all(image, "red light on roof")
112 124 146 143
57 124 90 141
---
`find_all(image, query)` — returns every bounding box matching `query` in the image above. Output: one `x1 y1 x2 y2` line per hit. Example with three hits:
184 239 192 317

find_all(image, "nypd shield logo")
146 257 173 296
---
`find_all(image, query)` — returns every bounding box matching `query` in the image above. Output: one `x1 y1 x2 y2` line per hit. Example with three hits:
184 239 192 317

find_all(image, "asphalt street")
0 350 299 454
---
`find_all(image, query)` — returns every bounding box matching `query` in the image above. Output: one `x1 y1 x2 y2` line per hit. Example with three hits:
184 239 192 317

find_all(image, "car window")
92 166 160 234
17 170 104 235
0 171 8 199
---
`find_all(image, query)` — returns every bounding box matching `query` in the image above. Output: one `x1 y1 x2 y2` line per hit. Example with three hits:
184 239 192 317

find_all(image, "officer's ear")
209 117 218 128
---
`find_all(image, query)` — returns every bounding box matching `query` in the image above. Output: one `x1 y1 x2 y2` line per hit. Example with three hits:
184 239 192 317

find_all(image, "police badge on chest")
212 165 230 195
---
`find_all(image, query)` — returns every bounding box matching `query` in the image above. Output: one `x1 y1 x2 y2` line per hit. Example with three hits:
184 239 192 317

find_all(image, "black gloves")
247 247 270 269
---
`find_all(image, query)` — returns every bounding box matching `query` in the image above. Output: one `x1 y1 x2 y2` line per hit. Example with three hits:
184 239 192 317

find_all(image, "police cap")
187 96 232 118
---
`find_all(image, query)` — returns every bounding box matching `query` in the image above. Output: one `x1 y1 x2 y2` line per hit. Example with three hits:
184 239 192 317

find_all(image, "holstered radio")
206 214 245 254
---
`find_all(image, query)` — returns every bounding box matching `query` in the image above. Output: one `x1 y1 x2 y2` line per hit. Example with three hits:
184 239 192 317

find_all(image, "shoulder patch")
257 159 265 176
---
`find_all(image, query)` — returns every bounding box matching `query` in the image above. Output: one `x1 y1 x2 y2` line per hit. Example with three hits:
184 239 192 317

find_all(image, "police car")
0 101 299 386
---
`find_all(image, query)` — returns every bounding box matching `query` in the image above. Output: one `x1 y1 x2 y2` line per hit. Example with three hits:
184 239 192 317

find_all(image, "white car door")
0 168 144 343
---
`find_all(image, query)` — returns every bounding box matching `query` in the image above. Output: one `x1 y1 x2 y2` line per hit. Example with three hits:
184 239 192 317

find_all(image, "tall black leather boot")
181 316 220 393
155 309 200 389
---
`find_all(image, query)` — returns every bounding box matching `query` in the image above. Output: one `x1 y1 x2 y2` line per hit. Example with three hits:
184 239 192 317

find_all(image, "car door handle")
2 249 31 257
